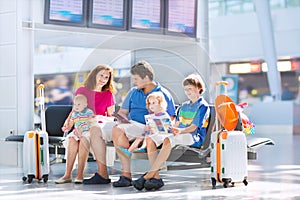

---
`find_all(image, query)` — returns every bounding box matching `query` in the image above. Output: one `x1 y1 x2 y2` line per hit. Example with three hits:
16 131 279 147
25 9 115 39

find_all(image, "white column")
254 0 282 101
197 0 211 102
0 0 34 167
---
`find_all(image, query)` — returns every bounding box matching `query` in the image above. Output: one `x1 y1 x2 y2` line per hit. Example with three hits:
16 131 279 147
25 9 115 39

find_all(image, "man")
112 60 176 187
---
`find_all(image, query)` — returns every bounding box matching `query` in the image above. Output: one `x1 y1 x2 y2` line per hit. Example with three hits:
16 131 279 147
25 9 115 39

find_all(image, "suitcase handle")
38 84 46 132
215 81 229 130
215 81 228 86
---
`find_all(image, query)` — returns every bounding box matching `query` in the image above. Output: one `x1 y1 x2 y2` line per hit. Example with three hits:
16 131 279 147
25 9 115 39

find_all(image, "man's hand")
171 127 182 136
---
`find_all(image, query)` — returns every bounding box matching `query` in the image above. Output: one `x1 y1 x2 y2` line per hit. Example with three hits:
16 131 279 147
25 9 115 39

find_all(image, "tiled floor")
1 133 300 200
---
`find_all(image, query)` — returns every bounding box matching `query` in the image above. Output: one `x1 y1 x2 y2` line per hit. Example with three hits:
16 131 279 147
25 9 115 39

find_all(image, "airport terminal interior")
1 0 300 199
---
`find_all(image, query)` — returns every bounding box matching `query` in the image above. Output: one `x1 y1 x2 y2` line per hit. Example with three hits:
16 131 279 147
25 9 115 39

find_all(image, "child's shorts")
149 133 194 148
62 130 90 149
117 120 145 141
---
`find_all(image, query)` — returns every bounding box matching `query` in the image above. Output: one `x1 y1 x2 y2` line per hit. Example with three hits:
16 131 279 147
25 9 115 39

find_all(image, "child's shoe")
117 146 132 158
133 148 147 153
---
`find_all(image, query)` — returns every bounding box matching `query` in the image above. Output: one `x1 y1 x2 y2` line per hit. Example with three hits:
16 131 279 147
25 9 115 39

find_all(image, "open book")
145 113 172 135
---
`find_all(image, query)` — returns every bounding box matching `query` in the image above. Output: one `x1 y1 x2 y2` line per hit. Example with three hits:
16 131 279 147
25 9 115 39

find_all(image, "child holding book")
118 91 172 157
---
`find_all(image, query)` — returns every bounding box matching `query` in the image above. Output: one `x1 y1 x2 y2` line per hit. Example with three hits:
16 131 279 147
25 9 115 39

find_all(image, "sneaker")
113 176 132 187
144 178 164 191
83 173 111 184
117 146 132 158
132 177 146 191
133 148 147 153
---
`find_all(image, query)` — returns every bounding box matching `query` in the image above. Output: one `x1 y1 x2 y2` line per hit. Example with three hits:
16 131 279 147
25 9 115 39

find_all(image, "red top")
75 86 115 116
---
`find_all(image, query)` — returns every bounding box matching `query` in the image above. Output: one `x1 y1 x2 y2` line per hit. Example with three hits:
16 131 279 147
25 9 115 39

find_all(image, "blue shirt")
176 97 210 147
121 82 176 124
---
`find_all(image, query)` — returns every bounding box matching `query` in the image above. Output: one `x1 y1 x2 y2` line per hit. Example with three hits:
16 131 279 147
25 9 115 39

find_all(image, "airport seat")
5 105 72 164
132 105 216 169
5 104 274 169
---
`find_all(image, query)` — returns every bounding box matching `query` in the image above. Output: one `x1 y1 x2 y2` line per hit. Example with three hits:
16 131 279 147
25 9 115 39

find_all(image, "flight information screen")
130 0 161 31
167 0 196 35
90 0 125 29
48 0 84 23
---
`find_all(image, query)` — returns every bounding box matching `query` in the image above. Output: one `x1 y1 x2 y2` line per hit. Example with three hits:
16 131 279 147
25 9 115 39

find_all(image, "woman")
55 64 115 184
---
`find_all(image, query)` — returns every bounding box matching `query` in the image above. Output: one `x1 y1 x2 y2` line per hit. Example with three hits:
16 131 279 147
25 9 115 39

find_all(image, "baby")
62 94 95 140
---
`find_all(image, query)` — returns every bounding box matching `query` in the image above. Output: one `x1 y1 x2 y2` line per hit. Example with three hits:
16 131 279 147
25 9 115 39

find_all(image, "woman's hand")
73 128 82 138
88 115 97 124
97 115 115 123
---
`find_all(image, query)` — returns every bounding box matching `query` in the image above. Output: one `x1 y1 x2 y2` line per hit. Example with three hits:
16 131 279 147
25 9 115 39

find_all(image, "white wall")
209 7 300 62
0 0 18 166
0 0 33 166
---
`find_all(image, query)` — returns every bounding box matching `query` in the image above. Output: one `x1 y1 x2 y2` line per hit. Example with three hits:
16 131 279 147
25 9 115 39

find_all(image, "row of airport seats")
5 105 274 168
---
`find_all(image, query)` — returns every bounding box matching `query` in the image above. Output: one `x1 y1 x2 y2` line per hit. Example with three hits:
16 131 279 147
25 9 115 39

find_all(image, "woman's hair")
182 74 206 95
84 64 115 93
130 60 154 81
146 92 167 111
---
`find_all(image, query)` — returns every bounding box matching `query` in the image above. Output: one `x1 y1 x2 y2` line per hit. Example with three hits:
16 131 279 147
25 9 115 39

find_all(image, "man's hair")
182 74 206 95
130 60 154 81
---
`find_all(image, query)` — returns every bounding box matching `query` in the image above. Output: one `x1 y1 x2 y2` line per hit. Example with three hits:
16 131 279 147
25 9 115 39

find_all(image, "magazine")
112 112 131 124
144 113 172 135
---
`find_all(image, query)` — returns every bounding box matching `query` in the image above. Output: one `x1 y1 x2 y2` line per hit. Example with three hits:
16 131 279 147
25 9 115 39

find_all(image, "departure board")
49 0 83 22
44 0 87 26
44 0 197 36
167 0 196 36
90 0 126 29
130 0 161 31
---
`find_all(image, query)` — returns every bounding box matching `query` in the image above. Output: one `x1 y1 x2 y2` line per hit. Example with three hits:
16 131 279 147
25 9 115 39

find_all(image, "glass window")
225 0 254 15
269 0 286 9
286 0 300 7
209 0 225 18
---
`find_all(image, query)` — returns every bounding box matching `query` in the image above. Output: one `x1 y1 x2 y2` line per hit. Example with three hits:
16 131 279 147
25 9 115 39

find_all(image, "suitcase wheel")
27 175 34 183
211 177 217 189
243 179 248 186
43 174 48 183
223 182 228 188
22 176 27 182
222 178 231 188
